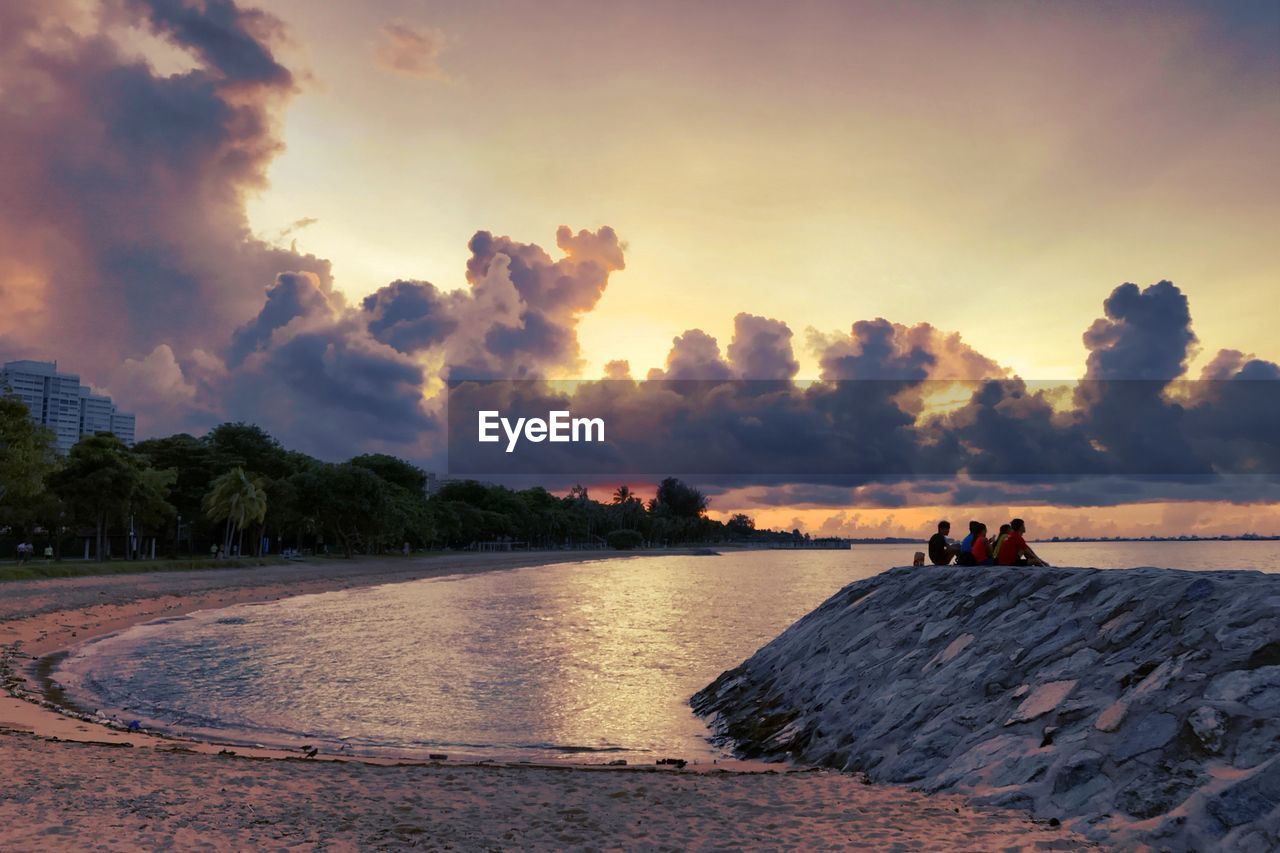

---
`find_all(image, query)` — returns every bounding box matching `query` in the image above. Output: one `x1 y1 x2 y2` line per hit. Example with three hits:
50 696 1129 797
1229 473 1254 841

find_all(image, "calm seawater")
56 542 1280 763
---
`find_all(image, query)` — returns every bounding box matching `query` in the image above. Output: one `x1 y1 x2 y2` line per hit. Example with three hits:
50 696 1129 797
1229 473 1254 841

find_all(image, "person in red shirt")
995 518 1049 566
970 522 993 565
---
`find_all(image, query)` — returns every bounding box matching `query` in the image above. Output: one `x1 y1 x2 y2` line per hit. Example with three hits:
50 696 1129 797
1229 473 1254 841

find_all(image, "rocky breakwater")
692 565 1280 850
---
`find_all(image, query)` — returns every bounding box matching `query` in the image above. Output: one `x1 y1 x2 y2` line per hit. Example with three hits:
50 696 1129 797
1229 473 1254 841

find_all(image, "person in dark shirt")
927 520 956 565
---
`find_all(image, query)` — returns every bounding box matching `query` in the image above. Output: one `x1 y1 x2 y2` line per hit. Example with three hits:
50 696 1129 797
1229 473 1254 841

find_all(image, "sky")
248 0 1280 380
0 0 1277 537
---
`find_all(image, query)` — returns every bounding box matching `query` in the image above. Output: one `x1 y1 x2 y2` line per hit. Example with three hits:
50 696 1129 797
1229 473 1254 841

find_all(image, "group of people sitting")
927 518 1049 567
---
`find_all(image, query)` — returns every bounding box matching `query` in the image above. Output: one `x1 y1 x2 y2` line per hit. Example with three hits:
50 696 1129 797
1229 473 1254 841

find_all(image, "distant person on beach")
928 521 956 565
956 521 981 565
995 518 1049 567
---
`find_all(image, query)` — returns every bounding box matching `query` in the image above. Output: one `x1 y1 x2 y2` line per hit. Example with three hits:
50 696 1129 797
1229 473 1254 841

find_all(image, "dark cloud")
221 290 435 461
209 222 630 460
358 227 627 381
922 379 1107 477
727 313 799 380
466 226 624 319
1237 360 1280 380
1201 348 1249 380
228 271 343 367
1183 353 1280 476
1201 349 1280 381
361 280 458 354
1075 281 1210 478
450 309 1279 503
225 331 435 461
818 319 934 381
1083 280 1196 380
448 226 625 378
135 0 292 86
0 0 329 394
811 319 1005 382
656 330 734 381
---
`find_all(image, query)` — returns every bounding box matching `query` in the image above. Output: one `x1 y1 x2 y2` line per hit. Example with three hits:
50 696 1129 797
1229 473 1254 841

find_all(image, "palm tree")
612 485 634 505
203 467 268 556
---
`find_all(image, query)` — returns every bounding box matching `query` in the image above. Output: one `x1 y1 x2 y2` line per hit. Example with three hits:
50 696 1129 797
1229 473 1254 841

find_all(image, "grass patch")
0 556 292 582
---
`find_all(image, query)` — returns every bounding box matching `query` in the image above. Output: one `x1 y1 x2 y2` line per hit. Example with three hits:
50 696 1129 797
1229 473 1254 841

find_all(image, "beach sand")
1 554 1091 850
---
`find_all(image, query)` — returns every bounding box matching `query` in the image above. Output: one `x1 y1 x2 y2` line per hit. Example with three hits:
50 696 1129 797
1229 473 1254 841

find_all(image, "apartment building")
1 359 137 453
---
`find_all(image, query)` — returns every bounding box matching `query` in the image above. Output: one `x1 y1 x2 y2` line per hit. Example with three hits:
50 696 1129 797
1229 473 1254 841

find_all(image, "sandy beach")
0 554 1090 850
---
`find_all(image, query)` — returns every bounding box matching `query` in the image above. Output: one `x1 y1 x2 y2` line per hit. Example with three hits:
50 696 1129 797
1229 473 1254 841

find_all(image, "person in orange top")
995 518 1049 567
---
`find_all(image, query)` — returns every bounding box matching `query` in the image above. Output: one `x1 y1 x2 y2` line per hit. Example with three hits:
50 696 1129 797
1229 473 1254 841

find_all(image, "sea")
52 541 1280 764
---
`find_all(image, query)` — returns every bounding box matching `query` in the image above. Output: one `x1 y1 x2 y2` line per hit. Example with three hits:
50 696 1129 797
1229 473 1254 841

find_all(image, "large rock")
692 565 1280 851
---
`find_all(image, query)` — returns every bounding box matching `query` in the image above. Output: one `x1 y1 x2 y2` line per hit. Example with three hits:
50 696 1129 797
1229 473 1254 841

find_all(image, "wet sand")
0 553 1091 850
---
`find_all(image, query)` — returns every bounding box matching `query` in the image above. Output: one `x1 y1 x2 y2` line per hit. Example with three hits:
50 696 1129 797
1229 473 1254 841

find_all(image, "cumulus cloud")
727 313 799 380
603 360 633 380
1074 281 1208 478
644 312 804 383
207 222 629 459
1083 280 1197 380
361 226 625 381
655 330 734 381
361 280 459 355
451 278 1279 506
375 21 449 80
810 320 1006 381
227 271 345 367
1200 349 1280 381
220 275 435 460
0 0 330 394
103 344 203 427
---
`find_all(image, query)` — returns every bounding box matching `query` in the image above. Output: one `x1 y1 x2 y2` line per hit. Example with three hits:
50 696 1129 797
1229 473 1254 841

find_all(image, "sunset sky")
1 0 1277 537
249 0 1280 380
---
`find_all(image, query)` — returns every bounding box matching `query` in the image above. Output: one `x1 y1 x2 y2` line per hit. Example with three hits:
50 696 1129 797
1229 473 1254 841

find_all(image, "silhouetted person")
991 523 1011 560
928 520 956 565
956 520 981 566
970 522 993 565
995 518 1049 566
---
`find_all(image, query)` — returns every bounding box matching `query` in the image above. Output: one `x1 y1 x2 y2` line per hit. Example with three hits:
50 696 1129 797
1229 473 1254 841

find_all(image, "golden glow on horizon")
722 502 1280 540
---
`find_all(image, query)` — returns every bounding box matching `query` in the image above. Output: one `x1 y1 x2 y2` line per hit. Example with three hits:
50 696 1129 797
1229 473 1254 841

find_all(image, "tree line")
1 394 791 560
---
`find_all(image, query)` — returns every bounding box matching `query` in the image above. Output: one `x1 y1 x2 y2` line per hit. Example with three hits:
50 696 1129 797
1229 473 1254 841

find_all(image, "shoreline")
0 552 1091 849
1 551 666 763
